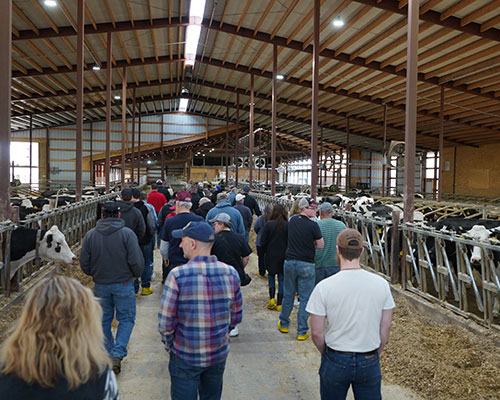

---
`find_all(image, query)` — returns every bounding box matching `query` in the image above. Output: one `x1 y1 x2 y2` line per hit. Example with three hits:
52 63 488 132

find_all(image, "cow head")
39 225 76 264
464 225 493 264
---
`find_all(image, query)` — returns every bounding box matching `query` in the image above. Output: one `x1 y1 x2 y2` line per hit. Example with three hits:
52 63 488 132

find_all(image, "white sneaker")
229 327 239 337
294 300 300 307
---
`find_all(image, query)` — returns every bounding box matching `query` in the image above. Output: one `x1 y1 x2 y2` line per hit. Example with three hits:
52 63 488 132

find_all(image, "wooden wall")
441 143 500 196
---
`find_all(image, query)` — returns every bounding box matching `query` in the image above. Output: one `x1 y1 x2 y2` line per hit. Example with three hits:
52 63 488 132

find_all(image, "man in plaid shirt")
158 221 243 400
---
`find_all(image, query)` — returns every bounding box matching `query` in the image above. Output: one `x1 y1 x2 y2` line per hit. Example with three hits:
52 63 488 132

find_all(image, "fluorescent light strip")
184 0 207 67
179 98 189 112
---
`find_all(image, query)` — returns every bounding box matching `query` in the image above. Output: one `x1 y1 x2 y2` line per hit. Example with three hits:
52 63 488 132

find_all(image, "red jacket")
147 190 167 212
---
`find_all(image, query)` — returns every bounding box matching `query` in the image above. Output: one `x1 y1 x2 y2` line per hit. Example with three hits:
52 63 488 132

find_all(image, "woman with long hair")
254 204 272 278
0 276 119 399
260 203 289 311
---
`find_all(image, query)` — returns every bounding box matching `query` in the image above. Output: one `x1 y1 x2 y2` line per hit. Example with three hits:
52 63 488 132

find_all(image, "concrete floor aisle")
116 250 422 400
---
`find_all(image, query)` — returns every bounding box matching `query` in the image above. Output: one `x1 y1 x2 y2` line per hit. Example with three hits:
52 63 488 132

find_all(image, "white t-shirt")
306 268 395 352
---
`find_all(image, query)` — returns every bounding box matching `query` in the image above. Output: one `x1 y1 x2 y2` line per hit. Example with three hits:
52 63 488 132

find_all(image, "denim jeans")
94 280 136 359
169 352 226 400
135 240 154 292
319 350 382 400
279 259 315 335
268 272 284 294
315 266 340 285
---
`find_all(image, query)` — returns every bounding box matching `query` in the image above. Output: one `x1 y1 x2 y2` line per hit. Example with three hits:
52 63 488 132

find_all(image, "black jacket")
260 219 288 275
195 201 214 219
115 200 146 242
243 194 261 216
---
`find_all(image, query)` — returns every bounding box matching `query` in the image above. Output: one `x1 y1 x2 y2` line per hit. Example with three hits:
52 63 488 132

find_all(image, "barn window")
10 142 39 189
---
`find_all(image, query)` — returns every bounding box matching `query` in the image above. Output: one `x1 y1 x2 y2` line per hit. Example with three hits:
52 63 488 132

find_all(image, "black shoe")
111 357 121 375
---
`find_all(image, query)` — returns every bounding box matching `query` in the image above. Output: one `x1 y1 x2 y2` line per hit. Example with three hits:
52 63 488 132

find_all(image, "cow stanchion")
391 210 400 285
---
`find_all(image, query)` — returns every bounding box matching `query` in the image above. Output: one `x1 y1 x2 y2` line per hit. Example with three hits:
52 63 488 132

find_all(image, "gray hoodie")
115 200 146 242
80 218 144 284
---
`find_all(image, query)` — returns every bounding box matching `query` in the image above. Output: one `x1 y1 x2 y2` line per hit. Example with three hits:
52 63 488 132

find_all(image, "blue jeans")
268 272 284 294
315 266 340 285
94 280 136 359
320 350 382 400
279 259 315 335
135 240 154 292
169 352 226 400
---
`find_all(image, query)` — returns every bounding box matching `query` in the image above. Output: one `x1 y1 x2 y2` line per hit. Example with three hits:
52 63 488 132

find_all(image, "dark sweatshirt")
80 218 144 284
115 200 146 242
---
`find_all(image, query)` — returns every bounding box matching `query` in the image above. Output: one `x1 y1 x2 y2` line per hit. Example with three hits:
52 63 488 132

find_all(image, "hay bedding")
1 239 500 399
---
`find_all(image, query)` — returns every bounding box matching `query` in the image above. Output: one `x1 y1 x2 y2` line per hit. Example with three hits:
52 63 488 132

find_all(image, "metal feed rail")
0 192 118 296
252 193 500 327
402 224 500 326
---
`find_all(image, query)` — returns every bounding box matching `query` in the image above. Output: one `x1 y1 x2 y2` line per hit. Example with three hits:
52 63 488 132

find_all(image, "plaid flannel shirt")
158 255 243 367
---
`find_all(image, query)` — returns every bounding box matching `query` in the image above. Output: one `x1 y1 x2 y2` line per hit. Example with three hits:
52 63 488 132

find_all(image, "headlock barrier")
253 193 500 329
0 192 118 297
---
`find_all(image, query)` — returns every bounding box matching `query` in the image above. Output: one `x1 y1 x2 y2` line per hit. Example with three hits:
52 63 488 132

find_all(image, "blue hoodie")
205 199 245 237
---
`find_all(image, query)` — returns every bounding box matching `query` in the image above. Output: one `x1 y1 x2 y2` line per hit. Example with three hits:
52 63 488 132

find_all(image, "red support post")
105 31 112 193
249 74 254 190
310 0 320 199
75 0 85 201
271 43 277 196
121 66 127 185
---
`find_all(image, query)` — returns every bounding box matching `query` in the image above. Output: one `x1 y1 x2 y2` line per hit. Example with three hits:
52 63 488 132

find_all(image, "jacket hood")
96 218 125 235
115 200 135 212
215 200 231 208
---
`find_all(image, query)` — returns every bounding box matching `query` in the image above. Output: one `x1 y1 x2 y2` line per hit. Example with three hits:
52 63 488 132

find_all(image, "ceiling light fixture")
179 98 189 112
276 74 285 80
44 0 57 7
333 18 344 27
92 63 101 71
114 95 121 100
184 0 207 67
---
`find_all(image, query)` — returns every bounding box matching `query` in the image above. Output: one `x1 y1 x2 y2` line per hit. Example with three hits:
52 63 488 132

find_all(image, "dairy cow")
10 225 76 278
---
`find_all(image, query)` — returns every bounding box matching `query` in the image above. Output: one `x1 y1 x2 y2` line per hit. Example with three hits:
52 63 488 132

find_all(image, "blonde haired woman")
0 276 119 399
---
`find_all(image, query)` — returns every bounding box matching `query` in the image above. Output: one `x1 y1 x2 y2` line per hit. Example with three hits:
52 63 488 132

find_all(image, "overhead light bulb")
92 63 101 71
333 18 344 27
114 95 121 100
276 74 285 80
44 0 57 6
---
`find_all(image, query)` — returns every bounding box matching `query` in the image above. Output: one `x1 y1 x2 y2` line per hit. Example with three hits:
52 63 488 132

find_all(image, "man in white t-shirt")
306 228 395 400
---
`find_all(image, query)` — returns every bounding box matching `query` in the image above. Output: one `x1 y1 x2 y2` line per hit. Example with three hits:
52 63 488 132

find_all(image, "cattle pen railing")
253 193 500 329
0 192 118 297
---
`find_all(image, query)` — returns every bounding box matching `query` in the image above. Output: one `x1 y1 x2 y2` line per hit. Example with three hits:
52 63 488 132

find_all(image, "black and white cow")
10 225 76 278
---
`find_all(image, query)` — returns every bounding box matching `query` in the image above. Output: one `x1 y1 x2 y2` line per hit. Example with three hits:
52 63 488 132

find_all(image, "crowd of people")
0 179 395 400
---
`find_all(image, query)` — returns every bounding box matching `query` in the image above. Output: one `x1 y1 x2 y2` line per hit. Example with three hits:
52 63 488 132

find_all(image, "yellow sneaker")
258 273 266 279
266 298 277 310
275 305 282 312
135 293 139 298
277 321 288 334
297 332 310 341
141 287 153 296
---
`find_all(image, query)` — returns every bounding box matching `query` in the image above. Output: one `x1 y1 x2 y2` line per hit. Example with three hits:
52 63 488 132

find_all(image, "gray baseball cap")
319 202 334 213
209 212 232 226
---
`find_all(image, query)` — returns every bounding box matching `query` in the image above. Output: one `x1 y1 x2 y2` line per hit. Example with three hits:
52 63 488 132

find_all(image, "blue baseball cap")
216 185 222 190
171 221 216 243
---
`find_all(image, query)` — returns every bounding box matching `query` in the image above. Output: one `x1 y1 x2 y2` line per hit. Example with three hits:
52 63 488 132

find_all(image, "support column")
346 117 351 191
225 106 229 183
161 114 165 181
310 0 320 199
29 115 33 187
75 0 85 201
131 89 136 183
271 43 278 196
137 102 142 184
319 126 323 190
105 31 112 193
403 0 419 223
249 74 254 189
257 130 261 182
438 86 444 202
382 104 387 196
0 0 10 220
89 123 93 186
46 128 50 189
235 92 239 187
121 66 127 185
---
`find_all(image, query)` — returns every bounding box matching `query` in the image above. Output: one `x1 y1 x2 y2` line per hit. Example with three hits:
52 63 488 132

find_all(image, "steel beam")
131 89 136 183
105 31 112 193
403 0 419 223
311 0 320 199
382 104 388 196
271 43 277 196
346 117 351 191
225 106 229 183
29 115 33 187
249 74 254 190
235 93 239 187
75 0 84 201
161 113 165 181
121 66 127 185
438 86 444 202
138 102 142 183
